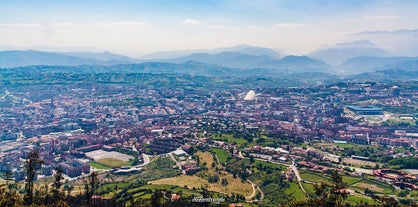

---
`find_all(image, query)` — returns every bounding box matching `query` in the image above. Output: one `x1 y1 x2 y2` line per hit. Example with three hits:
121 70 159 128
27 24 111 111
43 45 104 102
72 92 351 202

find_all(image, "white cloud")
273 23 304 28
182 19 200 25
96 21 146 27
363 15 399 20
0 23 43 29
0 20 336 56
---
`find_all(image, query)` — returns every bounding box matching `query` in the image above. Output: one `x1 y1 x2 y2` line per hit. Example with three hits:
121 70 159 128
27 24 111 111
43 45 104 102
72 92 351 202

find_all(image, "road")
245 182 257 200
238 150 244 159
291 161 306 194
212 152 260 202
246 180 264 202
214 153 224 168
138 153 151 167
168 153 182 170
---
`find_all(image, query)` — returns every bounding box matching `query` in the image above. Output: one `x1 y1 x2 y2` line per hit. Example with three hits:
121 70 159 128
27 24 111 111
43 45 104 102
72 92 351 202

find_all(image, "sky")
1 0 418 57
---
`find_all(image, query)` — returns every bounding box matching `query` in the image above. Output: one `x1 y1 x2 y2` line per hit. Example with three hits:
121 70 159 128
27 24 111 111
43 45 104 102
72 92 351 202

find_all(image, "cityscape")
0 70 417 206
1 1 418 207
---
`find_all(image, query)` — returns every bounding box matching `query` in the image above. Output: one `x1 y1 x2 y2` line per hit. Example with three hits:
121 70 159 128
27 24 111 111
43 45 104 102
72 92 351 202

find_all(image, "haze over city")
1 0 418 57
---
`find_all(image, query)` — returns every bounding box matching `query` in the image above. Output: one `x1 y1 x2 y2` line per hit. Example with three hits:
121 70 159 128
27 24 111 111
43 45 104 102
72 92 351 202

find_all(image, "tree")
151 190 163 207
52 168 64 202
24 149 43 205
132 156 139 165
84 181 90 205
397 190 409 198
85 171 98 206
89 171 98 196
221 178 229 186
208 175 219 183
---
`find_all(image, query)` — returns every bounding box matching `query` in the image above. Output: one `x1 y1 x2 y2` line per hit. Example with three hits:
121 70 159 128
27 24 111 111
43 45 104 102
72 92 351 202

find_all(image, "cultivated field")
343 157 377 168
354 182 385 193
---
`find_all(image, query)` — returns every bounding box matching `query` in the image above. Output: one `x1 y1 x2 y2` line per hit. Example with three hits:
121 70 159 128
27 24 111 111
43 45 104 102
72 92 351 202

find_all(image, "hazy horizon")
1 0 418 57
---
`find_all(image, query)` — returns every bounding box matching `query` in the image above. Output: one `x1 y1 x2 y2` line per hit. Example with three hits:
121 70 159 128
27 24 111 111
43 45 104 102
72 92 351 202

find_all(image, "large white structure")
244 90 256 101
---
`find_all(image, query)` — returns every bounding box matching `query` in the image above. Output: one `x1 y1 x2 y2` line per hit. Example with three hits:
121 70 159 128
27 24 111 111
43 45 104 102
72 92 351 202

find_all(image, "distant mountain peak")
141 44 282 60
0 50 139 68
353 29 418 35
335 40 376 47
309 40 386 65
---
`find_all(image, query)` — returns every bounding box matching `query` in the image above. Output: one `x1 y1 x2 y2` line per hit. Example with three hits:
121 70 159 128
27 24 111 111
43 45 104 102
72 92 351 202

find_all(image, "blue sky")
1 0 417 56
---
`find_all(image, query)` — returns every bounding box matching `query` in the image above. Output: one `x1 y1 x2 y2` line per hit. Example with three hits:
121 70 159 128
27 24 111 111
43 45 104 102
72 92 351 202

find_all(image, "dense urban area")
0 67 417 206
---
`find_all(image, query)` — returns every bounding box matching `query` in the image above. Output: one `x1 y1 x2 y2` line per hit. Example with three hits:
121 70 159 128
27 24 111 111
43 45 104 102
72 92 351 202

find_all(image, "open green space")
211 148 231 164
300 171 332 185
301 183 315 194
130 184 200 197
342 175 363 185
354 178 396 195
132 157 181 181
253 159 287 169
212 134 248 144
336 143 356 149
89 161 112 169
389 156 418 169
285 182 307 201
97 158 132 168
152 151 253 197
346 195 377 205
299 170 394 196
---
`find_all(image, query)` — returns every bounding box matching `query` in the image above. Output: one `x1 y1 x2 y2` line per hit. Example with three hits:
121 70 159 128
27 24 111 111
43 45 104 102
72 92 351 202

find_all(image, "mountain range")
309 40 387 65
0 50 139 68
341 56 418 74
140 44 282 60
0 42 417 77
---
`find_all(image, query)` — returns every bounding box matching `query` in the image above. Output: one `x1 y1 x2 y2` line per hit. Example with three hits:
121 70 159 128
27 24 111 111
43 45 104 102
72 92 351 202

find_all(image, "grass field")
97 158 131 167
302 183 315 194
285 182 307 201
150 174 252 196
150 175 208 189
343 158 377 168
131 157 181 181
293 173 379 205
342 175 363 185
346 195 377 205
300 171 332 185
211 148 231 164
253 159 286 169
212 134 248 145
336 143 357 149
126 184 201 201
89 161 112 169
151 151 253 197
298 169 396 198
133 184 199 196
354 182 385 193
196 151 214 168
352 179 395 194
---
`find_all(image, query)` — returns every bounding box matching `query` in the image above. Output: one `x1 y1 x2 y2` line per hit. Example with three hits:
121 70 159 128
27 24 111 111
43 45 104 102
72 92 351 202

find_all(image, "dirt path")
291 161 306 194
246 180 264 202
